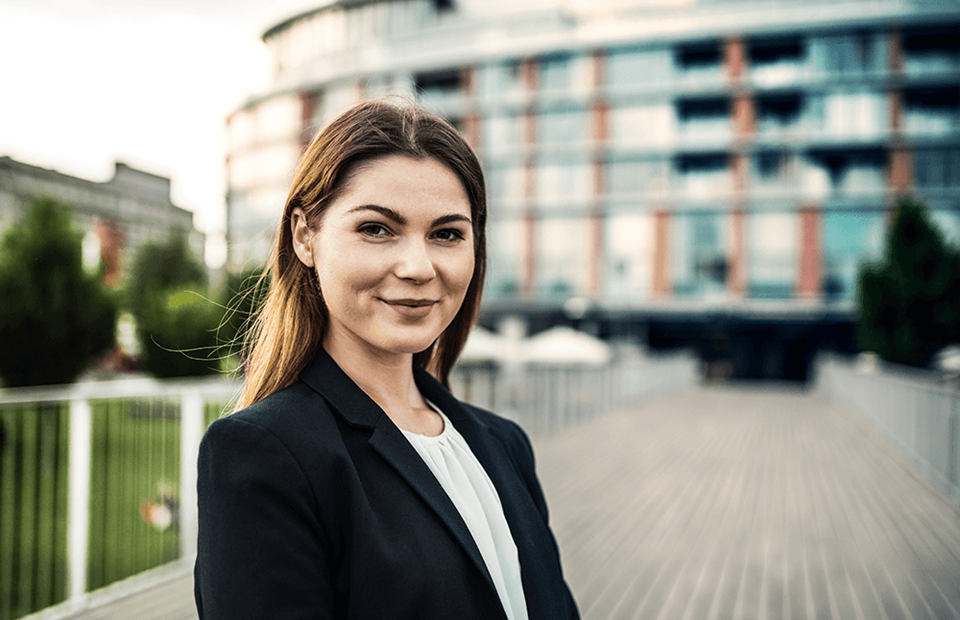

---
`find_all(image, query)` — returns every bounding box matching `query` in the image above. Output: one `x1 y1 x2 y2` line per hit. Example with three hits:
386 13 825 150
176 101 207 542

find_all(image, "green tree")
0 197 117 386
128 232 220 378
217 267 270 361
126 231 205 318
137 287 224 378
856 197 960 367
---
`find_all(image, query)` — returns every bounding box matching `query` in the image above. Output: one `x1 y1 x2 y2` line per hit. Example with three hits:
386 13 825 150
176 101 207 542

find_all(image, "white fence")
814 353 960 505
1 351 697 620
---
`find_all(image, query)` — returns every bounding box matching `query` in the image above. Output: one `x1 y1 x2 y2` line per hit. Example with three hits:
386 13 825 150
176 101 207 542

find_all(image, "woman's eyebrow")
347 205 472 228
347 204 406 224
432 214 473 227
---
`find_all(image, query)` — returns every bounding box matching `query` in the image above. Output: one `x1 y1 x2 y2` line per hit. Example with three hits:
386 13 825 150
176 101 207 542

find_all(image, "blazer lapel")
299 350 496 593
414 368 547 599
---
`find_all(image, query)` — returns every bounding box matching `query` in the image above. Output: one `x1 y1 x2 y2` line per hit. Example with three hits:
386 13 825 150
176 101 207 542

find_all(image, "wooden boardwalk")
56 385 960 620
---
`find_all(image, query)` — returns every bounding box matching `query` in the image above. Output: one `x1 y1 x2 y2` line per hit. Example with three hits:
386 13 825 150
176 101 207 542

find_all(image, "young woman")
195 100 579 620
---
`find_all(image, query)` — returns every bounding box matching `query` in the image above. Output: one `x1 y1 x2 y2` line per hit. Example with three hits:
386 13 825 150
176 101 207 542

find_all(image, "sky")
0 0 317 268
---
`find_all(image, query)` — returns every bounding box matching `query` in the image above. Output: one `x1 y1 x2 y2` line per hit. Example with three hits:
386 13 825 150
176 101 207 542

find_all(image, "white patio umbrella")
521 326 612 365
459 326 522 364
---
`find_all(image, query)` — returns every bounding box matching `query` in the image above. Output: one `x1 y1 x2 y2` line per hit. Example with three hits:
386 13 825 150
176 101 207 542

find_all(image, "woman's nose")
394 239 437 283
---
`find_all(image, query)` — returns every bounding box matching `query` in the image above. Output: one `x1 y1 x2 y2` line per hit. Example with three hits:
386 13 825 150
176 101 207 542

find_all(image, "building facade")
0 157 205 287
225 0 960 379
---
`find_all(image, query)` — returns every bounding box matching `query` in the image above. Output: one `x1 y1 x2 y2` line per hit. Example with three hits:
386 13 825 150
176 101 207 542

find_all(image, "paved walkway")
57 386 960 620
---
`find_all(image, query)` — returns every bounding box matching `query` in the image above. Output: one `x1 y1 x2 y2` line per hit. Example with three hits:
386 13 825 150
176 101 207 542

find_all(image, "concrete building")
0 157 205 287
225 0 960 379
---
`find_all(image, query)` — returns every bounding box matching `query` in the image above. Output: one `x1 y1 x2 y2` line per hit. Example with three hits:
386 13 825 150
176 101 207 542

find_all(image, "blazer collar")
298 347 479 428
298 349 505 615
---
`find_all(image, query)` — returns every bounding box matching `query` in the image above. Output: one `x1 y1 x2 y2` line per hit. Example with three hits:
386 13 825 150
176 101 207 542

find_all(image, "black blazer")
195 349 579 619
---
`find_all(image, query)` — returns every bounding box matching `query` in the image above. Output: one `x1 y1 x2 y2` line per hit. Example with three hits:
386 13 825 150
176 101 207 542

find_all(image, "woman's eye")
433 228 465 242
359 223 391 238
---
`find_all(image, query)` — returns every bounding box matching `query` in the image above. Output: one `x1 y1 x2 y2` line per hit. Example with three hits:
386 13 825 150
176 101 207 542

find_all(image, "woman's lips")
382 299 437 319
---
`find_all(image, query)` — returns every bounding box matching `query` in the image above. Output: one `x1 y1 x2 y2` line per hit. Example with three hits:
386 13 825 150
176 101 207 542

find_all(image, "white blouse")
400 407 529 620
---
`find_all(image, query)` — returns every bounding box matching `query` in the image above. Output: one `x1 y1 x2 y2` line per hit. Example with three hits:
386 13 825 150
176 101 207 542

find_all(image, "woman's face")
292 155 475 362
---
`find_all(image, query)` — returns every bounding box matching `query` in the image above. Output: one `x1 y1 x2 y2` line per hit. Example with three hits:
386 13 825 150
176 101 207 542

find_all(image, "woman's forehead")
331 155 471 219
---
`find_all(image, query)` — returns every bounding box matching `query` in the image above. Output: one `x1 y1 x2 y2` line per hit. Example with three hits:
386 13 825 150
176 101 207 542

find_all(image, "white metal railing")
0 377 238 620
814 352 960 505
3 352 697 619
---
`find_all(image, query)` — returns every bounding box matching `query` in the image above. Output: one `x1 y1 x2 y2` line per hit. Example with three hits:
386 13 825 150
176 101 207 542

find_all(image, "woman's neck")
323 333 442 435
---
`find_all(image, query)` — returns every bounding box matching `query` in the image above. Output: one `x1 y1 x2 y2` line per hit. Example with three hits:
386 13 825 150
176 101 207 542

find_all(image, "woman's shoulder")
207 380 336 450
459 402 536 462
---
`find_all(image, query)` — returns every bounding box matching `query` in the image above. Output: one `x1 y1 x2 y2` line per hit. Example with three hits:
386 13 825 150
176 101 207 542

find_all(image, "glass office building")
225 0 960 378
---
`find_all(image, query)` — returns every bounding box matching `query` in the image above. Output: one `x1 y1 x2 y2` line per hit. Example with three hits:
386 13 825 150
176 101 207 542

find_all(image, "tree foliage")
137 287 224 378
0 196 117 387
127 231 205 318
856 197 960 367
128 232 220 378
217 267 271 361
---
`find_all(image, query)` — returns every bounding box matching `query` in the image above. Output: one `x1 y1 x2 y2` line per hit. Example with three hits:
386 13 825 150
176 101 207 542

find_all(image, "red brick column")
797 206 821 299
522 212 536 294
652 209 671 298
729 207 747 297
889 148 913 195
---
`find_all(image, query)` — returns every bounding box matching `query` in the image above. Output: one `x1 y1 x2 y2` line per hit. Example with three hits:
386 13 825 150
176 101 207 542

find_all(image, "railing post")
67 396 92 608
181 391 204 560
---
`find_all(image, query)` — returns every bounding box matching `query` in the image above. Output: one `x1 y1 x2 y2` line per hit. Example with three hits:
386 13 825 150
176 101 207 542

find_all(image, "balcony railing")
2 352 697 619
814 352 960 505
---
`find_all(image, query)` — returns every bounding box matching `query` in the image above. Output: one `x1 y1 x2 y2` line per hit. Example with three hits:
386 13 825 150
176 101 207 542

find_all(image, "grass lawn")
1 398 226 620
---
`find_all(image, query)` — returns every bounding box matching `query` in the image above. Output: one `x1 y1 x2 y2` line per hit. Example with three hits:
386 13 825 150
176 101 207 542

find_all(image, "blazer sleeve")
195 415 335 619
491 415 551 524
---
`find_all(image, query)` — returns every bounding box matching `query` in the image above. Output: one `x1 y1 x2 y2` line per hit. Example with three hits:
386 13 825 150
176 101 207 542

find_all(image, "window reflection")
535 156 591 208
487 220 523 299
748 212 798 299
605 213 653 300
822 211 885 301
673 211 729 298
537 218 587 297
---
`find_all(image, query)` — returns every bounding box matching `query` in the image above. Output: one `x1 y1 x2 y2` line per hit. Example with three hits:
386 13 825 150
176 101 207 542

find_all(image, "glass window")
676 154 730 200
748 212 798 299
802 151 886 198
902 25 960 75
749 36 806 87
536 218 587 297
752 151 798 195
822 211 886 300
676 97 731 142
755 93 804 138
486 220 523 299
415 69 462 112
606 158 671 197
606 46 674 87
672 211 729 298
805 92 888 139
903 87 960 136
535 157 591 207
537 106 587 144
485 162 524 215
483 113 521 151
228 109 256 153
479 61 523 101
539 54 571 92
931 209 960 247
675 41 724 86
604 213 653 300
810 32 886 77
915 149 960 190
610 104 676 147
256 95 301 143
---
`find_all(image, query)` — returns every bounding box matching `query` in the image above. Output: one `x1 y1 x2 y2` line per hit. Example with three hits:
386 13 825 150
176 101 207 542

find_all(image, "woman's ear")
291 208 316 268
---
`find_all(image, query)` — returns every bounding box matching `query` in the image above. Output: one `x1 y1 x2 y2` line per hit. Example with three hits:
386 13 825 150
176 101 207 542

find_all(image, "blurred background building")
0 156 205 287
224 0 960 380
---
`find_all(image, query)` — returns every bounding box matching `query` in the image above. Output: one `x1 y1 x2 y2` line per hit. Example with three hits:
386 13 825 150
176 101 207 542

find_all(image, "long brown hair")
235 99 487 410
